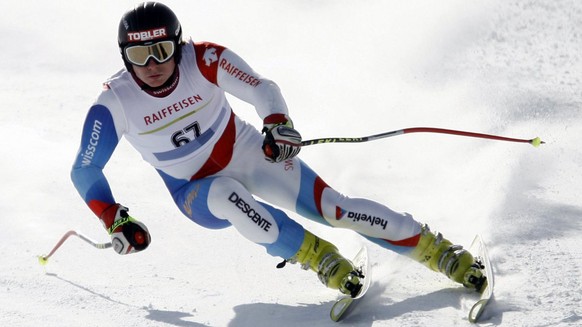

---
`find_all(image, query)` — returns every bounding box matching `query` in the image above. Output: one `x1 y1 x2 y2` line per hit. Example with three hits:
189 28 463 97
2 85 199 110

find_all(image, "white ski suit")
71 39 423 260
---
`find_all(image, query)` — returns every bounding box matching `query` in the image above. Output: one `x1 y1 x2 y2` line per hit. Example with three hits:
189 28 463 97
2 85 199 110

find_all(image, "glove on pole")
262 114 302 162
38 204 152 265
100 204 151 255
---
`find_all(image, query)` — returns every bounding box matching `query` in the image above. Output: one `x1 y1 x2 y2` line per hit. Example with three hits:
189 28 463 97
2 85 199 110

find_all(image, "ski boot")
410 224 487 292
285 230 363 297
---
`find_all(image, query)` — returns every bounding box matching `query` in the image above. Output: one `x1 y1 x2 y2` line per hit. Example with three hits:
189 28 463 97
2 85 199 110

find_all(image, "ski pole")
301 127 544 147
38 230 112 265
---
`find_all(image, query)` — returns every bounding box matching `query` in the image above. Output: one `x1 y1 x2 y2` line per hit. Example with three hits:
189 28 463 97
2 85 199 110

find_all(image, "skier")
71 1 485 298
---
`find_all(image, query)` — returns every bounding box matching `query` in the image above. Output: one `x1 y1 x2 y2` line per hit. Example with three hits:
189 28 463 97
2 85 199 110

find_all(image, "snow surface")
1 0 581 326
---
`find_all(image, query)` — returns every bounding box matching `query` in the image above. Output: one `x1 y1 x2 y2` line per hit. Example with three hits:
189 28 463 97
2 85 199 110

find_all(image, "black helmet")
118 2 183 69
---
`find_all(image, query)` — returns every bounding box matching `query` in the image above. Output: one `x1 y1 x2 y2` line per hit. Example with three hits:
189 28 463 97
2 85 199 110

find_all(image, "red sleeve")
194 42 227 85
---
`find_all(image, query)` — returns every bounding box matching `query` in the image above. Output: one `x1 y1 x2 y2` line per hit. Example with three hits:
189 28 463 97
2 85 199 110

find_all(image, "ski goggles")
124 40 175 66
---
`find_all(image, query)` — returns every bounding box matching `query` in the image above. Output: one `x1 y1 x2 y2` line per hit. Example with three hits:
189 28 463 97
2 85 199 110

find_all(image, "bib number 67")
171 121 201 147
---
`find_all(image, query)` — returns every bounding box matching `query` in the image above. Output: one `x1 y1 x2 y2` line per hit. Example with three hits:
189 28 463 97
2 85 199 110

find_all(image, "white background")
1 0 581 326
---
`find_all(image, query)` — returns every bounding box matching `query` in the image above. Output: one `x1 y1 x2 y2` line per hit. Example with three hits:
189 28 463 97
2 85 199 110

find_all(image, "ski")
329 246 371 322
467 235 494 323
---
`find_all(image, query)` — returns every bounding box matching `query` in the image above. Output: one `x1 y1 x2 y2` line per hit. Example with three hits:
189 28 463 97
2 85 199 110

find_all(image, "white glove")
262 114 302 163
100 204 151 255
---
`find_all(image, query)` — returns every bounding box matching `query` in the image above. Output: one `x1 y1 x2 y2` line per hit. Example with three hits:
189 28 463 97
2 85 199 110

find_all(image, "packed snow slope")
1 0 581 326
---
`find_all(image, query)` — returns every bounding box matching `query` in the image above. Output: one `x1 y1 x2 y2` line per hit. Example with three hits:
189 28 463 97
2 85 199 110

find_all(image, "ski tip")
530 137 544 147
330 298 353 322
468 298 489 323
